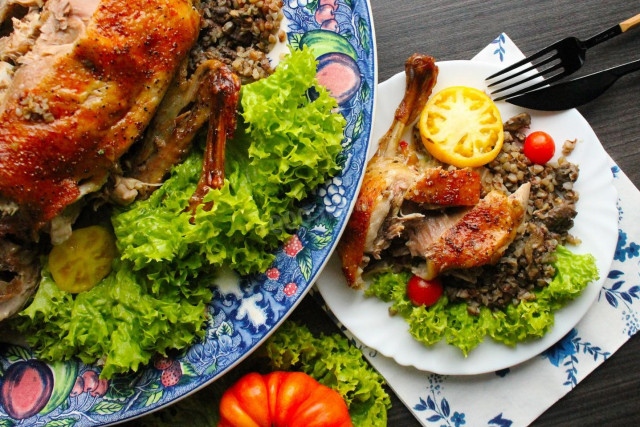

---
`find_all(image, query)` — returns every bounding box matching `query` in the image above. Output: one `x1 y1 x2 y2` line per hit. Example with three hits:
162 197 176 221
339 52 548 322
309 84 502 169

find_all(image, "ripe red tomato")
524 131 555 164
407 275 443 307
218 372 352 427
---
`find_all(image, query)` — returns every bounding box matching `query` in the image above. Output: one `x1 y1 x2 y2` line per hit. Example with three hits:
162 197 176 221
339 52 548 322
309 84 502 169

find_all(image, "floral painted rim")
0 1 377 425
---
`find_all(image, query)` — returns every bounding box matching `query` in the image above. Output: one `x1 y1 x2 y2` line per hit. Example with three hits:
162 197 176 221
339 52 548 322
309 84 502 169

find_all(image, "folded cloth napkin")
315 33 640 426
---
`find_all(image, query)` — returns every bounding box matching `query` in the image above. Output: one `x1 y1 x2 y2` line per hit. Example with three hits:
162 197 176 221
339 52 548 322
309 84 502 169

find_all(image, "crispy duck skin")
338 54 439 289
405 167 481 207
0 0 200 238
415 183 531 279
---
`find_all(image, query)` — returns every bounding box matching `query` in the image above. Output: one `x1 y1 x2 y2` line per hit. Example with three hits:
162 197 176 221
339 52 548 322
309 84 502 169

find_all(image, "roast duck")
0 0 241 320
338 54 530 289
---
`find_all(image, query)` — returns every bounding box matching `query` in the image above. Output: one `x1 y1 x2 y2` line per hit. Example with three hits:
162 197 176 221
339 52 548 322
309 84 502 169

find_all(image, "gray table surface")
364 0 640 425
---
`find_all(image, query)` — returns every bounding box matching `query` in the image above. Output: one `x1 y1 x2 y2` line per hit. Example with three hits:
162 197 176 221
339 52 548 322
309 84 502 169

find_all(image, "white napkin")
316 33 640 426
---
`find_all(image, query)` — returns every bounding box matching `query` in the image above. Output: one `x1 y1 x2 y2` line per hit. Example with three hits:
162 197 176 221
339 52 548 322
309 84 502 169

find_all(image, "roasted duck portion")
115 59 241 208
0 0 200 238
339 53 534 290
408 183 531 279
338 54 484 289
0 0 201 320
338 54 439 289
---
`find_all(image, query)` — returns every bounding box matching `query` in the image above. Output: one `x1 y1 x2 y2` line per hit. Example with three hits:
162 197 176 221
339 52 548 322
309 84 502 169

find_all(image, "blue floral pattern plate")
0 1 376 425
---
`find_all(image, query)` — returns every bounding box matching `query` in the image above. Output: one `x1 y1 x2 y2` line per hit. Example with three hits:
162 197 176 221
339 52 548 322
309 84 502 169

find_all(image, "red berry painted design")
154 356 174 371
321 19 339 31
81 371 99 394
319 0 339 9
90 379 109 398
161 362 183 387
283 282 298 297
266 268 280 280
315 4 335 24
70 376 84 397
283 235 303 257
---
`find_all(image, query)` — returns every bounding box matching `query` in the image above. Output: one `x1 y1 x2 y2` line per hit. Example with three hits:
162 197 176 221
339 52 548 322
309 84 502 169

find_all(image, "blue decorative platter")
0 0 377 425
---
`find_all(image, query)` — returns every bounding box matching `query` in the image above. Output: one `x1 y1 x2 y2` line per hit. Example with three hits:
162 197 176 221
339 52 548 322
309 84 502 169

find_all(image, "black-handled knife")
503 58 640 111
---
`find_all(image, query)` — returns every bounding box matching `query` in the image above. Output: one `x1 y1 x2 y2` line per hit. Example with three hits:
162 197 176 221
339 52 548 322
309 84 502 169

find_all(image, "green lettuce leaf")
18 265 211 379
365 269 414 317
368 245 599 354
544 245 599 304
261 321 391 427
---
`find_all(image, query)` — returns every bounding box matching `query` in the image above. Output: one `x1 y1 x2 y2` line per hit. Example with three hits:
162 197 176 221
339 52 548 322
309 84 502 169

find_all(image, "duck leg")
188 64 241 212
338 54 439 289
117 60 240 206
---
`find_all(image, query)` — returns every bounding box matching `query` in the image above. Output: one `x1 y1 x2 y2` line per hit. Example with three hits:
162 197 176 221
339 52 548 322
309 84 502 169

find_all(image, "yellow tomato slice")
419 86 504 167
48 225 117 294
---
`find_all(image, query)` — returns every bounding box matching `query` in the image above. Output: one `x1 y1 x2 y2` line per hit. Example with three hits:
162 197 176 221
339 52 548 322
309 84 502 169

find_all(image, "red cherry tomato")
407 275 443 307
524 131 555 164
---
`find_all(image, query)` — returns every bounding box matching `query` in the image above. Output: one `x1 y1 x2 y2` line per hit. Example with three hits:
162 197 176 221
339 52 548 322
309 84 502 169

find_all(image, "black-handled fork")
503 58 640 111
486 12 640 100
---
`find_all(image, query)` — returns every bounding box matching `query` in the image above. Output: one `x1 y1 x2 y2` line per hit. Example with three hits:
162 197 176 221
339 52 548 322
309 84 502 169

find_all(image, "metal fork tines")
487 38 586 101
486 12 640 101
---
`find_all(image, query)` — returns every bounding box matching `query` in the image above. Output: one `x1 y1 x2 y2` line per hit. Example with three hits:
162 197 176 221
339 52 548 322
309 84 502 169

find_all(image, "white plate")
316 60 618 375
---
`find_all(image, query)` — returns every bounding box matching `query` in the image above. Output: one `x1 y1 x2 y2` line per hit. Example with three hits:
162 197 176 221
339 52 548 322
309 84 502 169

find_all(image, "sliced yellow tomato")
48 225 117 293
419 86 504 167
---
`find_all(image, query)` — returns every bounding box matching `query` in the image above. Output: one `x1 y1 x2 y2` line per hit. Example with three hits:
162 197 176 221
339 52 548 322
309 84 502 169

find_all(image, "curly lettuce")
368 246 598 355
17 47 346 378
17 265 211 378
113 46 345 279
261 321 391 427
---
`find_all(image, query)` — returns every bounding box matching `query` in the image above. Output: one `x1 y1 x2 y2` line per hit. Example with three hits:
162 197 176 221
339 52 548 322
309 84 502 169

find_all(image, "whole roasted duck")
0 0 241 320
338 54 530 289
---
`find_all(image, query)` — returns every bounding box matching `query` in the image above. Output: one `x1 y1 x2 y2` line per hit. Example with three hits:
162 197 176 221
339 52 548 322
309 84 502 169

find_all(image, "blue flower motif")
489 413 513 427
491 34 506 62
614 229 627 261
543 328 578 367
187 339 218 368
318 177 347 217
452 411 466 426
614 229 640 262
218 334 234 353
623 310 639 336
617 199 624 221
600 274 640 310
542 328 610 387
414 385 465 427
611 165 620 178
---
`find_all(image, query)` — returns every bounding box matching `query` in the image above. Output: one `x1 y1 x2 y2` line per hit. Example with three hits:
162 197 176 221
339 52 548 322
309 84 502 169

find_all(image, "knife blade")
504 58 640 111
